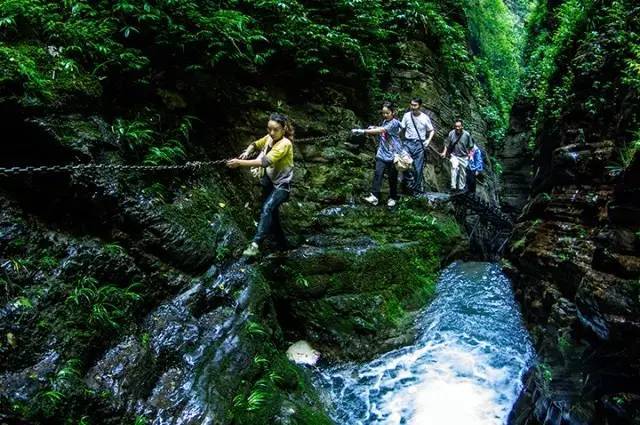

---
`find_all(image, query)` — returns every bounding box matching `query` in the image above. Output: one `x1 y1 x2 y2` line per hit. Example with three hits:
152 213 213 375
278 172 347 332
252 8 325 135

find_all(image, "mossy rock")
201 267 331 425
0 42 102 109
25 115 116 158
264 240 450 361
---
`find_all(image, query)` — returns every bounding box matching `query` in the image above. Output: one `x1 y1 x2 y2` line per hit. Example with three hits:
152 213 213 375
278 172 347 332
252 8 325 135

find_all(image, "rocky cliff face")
0 111 467 425
497 101 533 215
0 27 489 425
507 141 640 425
502 0 640 422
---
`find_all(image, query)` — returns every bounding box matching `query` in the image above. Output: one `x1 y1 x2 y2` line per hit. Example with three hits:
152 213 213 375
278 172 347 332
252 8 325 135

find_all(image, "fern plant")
111 118 155 150
66 276 141 331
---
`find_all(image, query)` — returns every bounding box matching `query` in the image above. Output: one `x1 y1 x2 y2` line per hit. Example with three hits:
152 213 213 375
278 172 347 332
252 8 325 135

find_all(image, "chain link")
0 160 230 176
294 130 352 144
0 135 516 229
0 132 355 177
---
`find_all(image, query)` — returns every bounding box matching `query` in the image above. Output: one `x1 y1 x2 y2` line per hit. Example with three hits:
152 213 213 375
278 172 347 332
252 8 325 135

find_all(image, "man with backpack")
400 98 435 194
440 119 474 192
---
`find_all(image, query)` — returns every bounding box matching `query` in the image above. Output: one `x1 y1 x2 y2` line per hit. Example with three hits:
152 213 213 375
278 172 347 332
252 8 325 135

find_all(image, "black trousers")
466 169 477 194
254 177 289 247
371 158 398 200
402 139 425 193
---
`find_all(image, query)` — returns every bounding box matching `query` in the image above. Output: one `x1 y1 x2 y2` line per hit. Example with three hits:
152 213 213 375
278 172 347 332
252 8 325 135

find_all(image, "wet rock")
143 368 213 425
552 141 615 185
265 241 455 361
593 247 640 278
272 400 299 425
497 101 535 214
55 239 141 285
593 226 638 254
506 129 640 425
26 115 117 159
0 199 28 253
0 350 60 402
83 260 298 424
86 337 149 408
599 393 640 423
608 204 640 225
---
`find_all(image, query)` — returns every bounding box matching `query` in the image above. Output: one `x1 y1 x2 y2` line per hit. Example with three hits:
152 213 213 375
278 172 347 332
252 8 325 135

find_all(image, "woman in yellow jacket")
227 113 294 256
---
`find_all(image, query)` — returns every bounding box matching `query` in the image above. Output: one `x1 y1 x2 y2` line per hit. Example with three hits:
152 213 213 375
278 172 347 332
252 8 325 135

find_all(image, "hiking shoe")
387 198 397 207
363 194 379 206
242 242 259 257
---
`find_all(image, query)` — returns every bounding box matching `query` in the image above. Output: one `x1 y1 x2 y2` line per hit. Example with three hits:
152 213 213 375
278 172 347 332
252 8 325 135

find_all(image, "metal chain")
0 134 518 231
295 130 352 144
0 132 355 177
0 160 229 176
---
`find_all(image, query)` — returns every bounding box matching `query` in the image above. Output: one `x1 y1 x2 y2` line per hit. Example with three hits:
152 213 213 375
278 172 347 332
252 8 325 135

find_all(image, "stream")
313 261 535 424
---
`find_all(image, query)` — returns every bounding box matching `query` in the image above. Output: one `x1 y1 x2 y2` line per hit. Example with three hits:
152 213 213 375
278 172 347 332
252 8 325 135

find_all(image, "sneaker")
242 242 259 257
363 193 379 206
387 198 397 207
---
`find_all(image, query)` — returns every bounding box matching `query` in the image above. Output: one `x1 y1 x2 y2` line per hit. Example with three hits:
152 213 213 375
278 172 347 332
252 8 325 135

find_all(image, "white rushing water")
313 261 535 425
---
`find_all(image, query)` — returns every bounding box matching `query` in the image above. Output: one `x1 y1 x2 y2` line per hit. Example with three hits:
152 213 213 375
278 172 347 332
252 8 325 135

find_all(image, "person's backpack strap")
410 113 424 142
450 131 463 150
468 133 476 150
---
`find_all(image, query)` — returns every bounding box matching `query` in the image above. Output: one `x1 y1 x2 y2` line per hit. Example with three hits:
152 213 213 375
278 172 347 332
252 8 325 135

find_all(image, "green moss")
54 118 106 150
557 332 572 356
298 200 462 247
269 237 447 360
268 191 462 361
230 342 332 425
537 362 553 392
160 183 238 254
37 249 60 271
5 356 124 423
0 42 101 106
7 237 28 250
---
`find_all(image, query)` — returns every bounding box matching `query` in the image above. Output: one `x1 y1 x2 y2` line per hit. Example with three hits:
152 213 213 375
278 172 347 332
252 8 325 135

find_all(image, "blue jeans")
254 178 289 247
402 139 425 193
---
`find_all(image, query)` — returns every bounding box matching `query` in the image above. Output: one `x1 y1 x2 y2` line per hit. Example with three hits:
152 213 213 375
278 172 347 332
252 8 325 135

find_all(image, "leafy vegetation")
522 0 593 123
0 0 469 94
521 0 640 164
65 276 141 331
230 316 332 425
9 1 620 424
0 0 512 136
463 0 528 144
9 356 115 422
